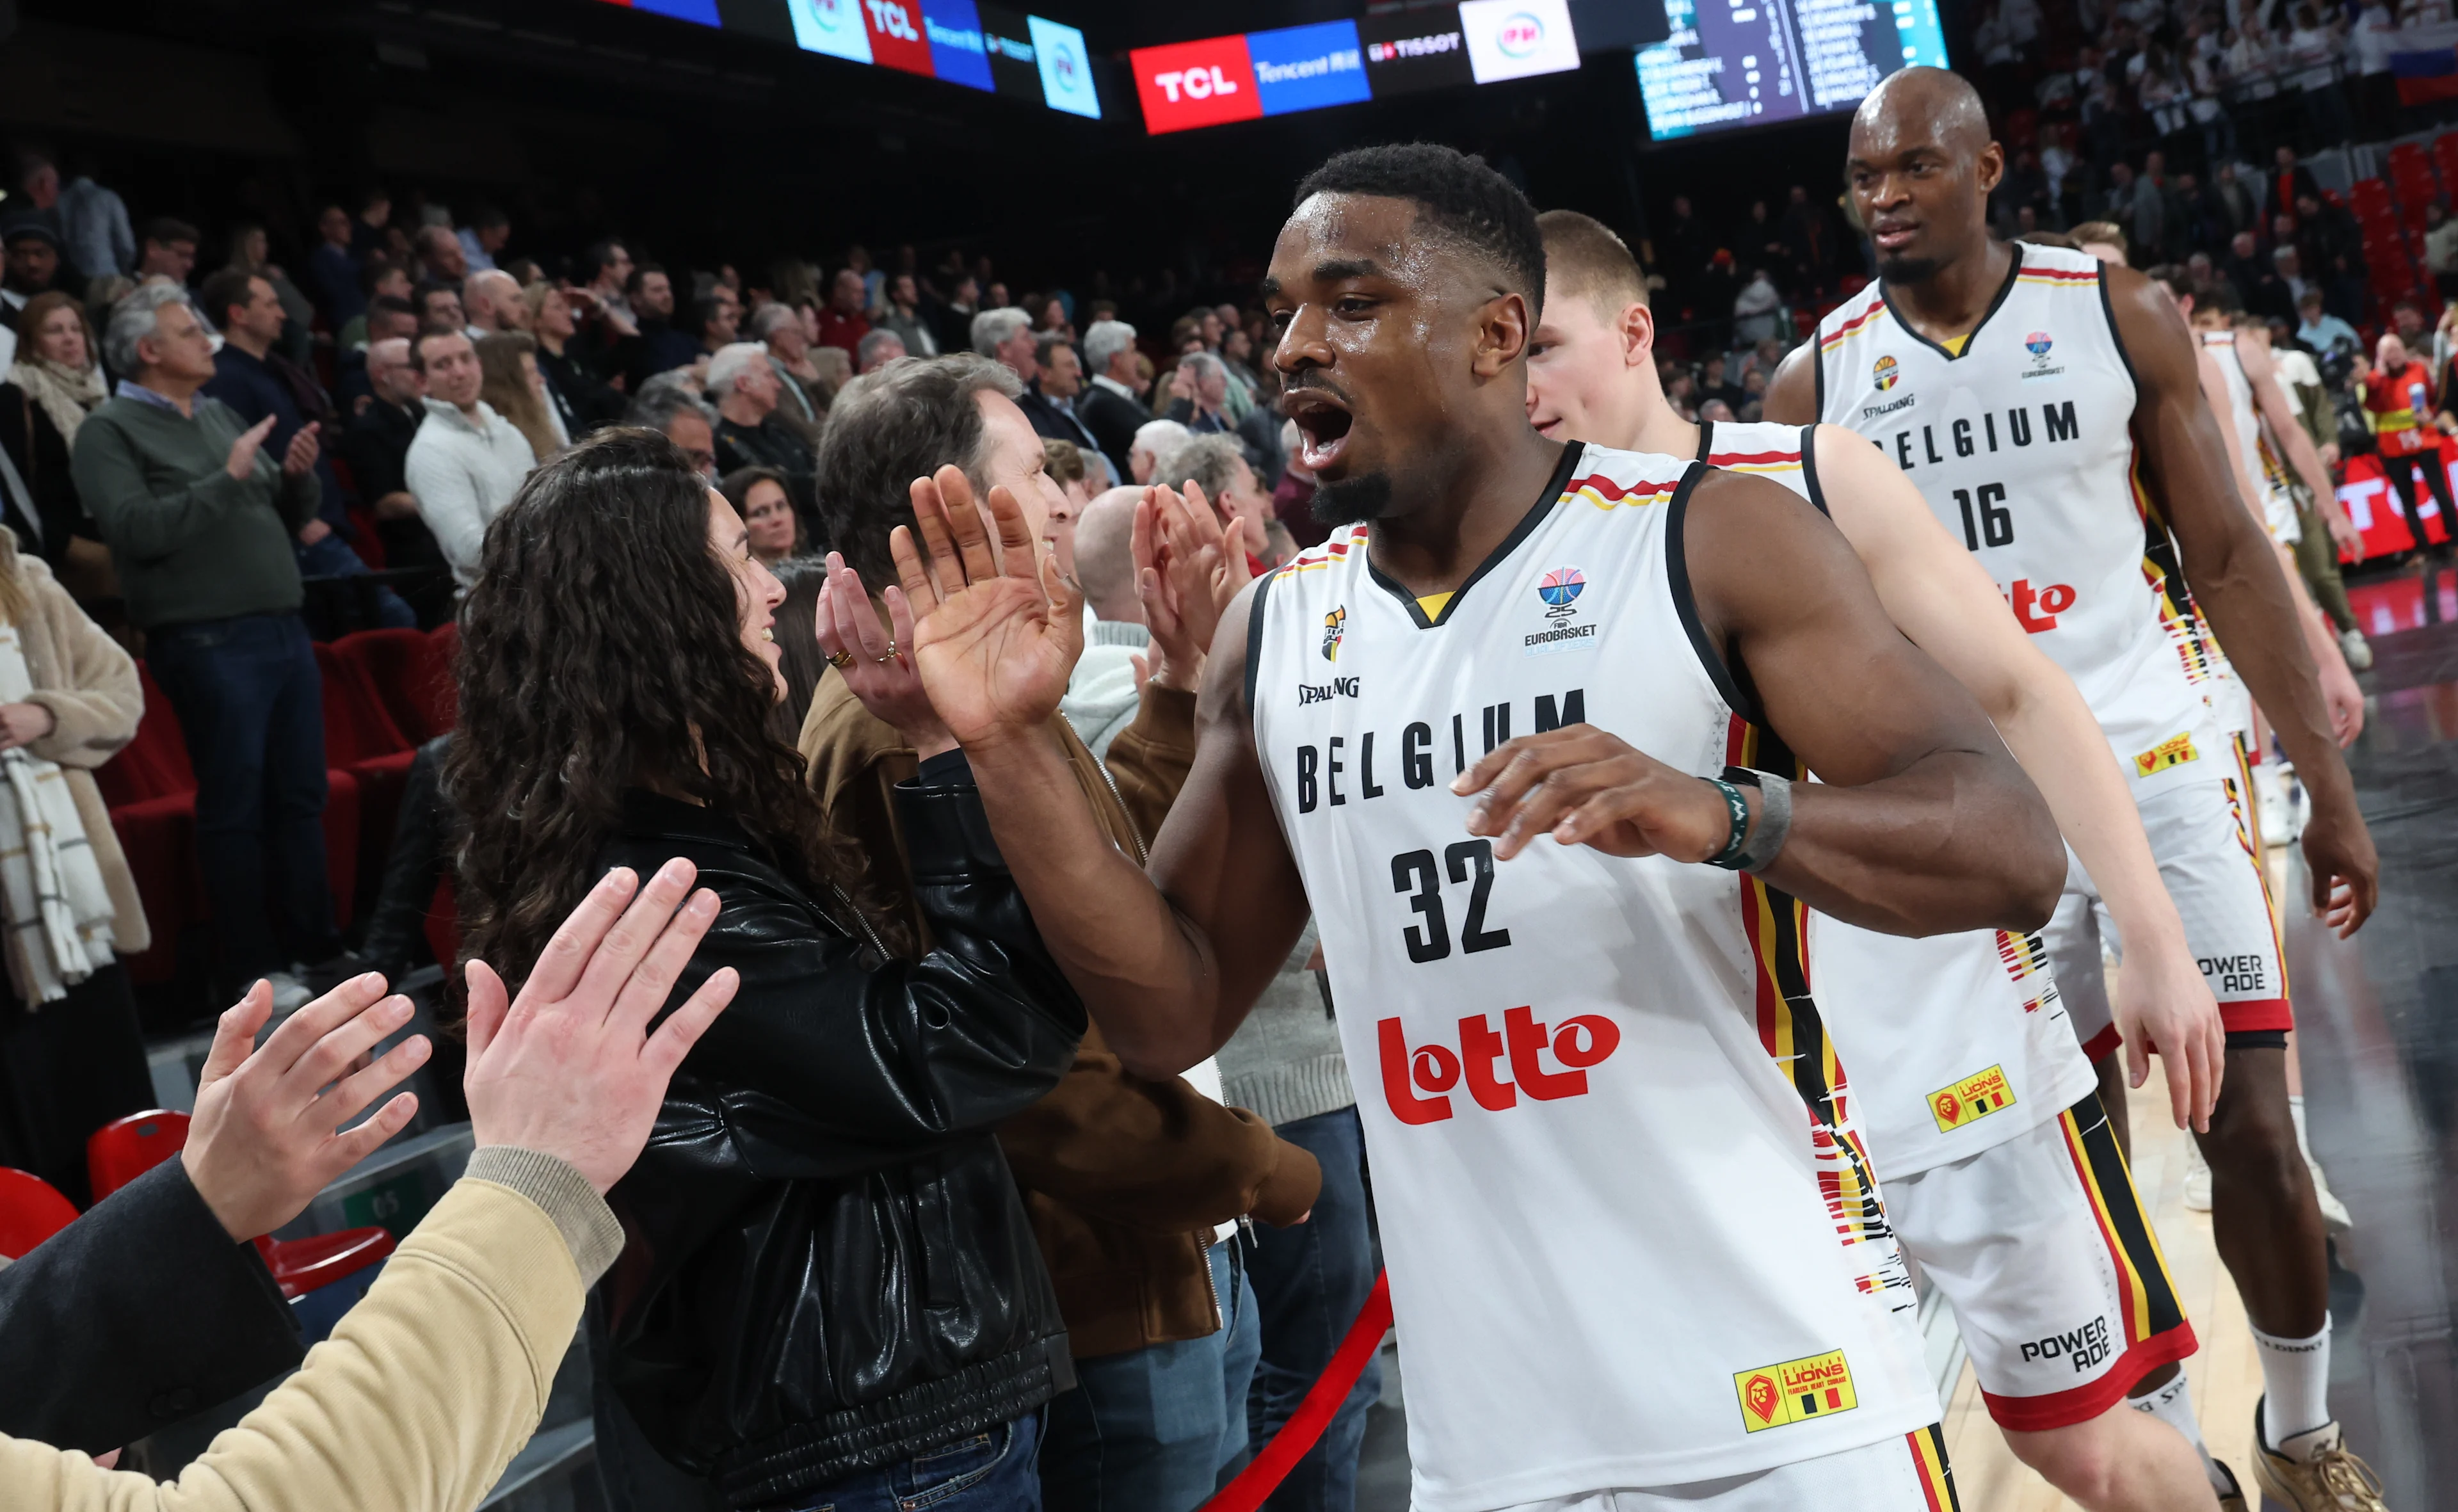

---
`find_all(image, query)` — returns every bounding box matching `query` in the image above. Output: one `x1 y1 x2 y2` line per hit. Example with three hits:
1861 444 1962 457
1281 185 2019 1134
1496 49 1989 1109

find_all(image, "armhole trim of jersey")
1664 460 1760 723
1813 336 1827 415
1694 417 1715 462
2098 263 2142 394
1799 425 1831 517
1242 565 1275 736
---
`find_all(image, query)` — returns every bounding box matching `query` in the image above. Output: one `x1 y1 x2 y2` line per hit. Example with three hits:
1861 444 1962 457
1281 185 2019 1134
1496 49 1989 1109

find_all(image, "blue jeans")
146 613 338 983
296 529 415 629
1242 1107 1381 1512
1042 1239 1261 1512
784 1414 1043 1512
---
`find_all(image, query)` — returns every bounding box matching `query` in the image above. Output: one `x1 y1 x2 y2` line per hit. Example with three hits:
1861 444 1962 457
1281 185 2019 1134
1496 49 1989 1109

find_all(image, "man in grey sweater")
71 284 344 1009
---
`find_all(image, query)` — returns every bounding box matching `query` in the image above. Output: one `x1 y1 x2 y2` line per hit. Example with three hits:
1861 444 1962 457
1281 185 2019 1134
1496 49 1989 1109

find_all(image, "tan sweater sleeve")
0 1160 618 1512
20 565 139 771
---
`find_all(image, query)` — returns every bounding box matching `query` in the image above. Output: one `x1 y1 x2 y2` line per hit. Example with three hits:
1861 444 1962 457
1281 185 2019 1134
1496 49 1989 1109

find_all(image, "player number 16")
1954 482 2014 551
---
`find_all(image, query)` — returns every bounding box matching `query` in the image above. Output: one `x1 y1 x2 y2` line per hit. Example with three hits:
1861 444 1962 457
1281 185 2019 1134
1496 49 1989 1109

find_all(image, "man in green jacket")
70 284 344 1009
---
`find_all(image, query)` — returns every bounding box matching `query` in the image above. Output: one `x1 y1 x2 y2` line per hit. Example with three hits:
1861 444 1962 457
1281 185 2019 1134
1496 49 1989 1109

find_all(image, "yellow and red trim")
1979 1097 2197 1431
1905 1424 1961 1511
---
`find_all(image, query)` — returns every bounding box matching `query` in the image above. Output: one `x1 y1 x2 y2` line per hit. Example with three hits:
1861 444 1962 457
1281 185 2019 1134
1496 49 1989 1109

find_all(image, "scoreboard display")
1635 0 1949 140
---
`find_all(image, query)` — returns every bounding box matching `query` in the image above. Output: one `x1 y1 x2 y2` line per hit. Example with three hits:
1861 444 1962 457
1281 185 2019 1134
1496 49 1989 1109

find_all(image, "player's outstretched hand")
815 551 954 757
2301 788 2378 938
892 463 1083 752
2110 939 2225 1133
1454 726 1730 863
1134 482 1244 690
182 974 432 1242
462 859 739 1195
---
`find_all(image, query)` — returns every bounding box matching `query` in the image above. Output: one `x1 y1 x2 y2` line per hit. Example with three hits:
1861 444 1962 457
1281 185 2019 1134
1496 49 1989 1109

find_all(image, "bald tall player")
1528 209 2221 1511
1767 68 2385 1512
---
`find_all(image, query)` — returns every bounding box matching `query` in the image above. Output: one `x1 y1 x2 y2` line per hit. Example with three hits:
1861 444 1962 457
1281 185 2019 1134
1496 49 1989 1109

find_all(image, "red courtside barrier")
1202 1271 1395 1512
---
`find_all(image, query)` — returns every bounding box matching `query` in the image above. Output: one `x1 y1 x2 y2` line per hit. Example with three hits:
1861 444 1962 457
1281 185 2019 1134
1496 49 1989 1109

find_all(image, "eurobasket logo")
1872 354 1899 390
1497 10 1545 56
2025 330 2053 359
1537 567 1584 607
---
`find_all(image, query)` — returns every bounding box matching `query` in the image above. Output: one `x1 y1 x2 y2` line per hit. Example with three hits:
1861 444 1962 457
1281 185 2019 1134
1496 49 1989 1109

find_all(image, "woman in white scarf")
0 291 115 599
0 524 153 1205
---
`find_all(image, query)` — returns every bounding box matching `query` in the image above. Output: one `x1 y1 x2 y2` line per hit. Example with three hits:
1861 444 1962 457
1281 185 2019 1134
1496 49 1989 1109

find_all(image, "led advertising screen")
1635 0 1949 141
596 0 1100 118
1130 0 1578 135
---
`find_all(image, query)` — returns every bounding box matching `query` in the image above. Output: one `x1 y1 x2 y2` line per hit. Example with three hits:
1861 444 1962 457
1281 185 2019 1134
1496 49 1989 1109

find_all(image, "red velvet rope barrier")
1201 1270 1394 1512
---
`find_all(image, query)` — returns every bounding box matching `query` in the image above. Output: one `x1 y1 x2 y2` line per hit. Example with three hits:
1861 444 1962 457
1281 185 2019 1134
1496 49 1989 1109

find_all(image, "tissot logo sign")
1132 35 1264 132
1357 10 1474 94
1459 0 1581 83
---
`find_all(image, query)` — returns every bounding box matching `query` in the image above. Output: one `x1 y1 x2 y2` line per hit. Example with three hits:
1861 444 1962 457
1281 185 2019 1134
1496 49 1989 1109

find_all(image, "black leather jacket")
595 776 1084 1508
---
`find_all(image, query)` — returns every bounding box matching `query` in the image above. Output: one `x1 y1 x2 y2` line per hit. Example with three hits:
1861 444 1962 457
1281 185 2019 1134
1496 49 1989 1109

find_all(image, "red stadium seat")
317 640 410 910
0 1168 78 1259
86 1109 189 1200
335 628 454 743
85 1107 393 1296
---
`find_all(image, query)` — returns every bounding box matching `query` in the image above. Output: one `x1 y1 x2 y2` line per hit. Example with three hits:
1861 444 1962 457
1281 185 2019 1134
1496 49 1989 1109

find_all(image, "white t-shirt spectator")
405 397 536 590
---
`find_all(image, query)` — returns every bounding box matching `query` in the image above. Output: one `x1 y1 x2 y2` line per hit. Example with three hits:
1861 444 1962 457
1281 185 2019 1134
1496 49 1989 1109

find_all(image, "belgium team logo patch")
1930 1064 2016 1132
1321 606 1346 663
1735 1348 1858 1431
2133 731 2198 777
1872 354 1899 391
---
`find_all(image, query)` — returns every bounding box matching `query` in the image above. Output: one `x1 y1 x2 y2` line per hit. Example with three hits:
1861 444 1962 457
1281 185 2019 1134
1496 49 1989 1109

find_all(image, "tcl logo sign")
862 0 933 74
1155 66 1237 101
1378 1007 1621 1125
863 0 917 40
1132 36 1263 132
2004 577 2076 632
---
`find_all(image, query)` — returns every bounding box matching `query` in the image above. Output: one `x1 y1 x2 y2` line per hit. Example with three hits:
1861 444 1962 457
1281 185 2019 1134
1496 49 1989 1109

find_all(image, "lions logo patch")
1872 354 1899 391
1321 606 1346 663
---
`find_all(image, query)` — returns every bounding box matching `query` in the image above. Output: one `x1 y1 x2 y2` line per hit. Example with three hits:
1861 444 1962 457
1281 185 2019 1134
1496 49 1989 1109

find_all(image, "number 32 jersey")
1815 242 2221 796
1248 442 1932 1510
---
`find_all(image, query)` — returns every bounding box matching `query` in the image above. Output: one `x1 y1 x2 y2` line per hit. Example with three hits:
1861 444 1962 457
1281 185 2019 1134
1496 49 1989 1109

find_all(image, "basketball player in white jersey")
1764 68 2386 1512
892 143 2069 1511
1523 208 2220 1511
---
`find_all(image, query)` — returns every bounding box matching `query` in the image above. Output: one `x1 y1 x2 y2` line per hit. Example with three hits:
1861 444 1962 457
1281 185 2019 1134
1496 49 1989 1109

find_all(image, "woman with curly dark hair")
445 426 1084 1511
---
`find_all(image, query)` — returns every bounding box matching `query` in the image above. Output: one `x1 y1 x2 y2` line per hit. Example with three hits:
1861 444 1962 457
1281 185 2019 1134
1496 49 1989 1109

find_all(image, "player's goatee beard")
1876 253 1945 285
1313 472 1395 526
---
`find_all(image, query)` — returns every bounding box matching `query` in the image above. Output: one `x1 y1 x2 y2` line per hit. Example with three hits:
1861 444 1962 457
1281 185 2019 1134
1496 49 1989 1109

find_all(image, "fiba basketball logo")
2025 331 2053 360
1051 39 1080 88
812 0 854 31
1497 12 1545 56
1538 567 1584 608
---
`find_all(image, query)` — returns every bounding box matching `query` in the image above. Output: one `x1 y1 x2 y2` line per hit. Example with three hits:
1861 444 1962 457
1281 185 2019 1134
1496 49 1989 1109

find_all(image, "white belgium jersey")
1698 421 2100 1177
2203 328 2303 545
1815 242 2224 798
1248 443 1932 1508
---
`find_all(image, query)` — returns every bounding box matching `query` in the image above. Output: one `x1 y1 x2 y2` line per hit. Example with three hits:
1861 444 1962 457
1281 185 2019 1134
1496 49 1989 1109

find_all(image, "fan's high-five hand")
892 463 1085 752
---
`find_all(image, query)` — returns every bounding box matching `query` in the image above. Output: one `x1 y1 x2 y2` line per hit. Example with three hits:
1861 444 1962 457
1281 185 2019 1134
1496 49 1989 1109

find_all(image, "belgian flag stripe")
2059 1096 2191 1343
1907 1425 1961 1511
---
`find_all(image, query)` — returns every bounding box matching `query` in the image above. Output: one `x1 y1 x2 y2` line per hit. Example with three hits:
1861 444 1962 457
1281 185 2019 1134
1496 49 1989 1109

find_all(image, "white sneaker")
2185 1138 2213 1212
2308 1153 2354 1234
2338 627 2374 672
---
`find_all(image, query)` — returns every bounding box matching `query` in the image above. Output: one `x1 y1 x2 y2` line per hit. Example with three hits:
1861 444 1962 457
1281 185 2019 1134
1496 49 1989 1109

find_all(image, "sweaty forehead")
1267 194 1438 294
